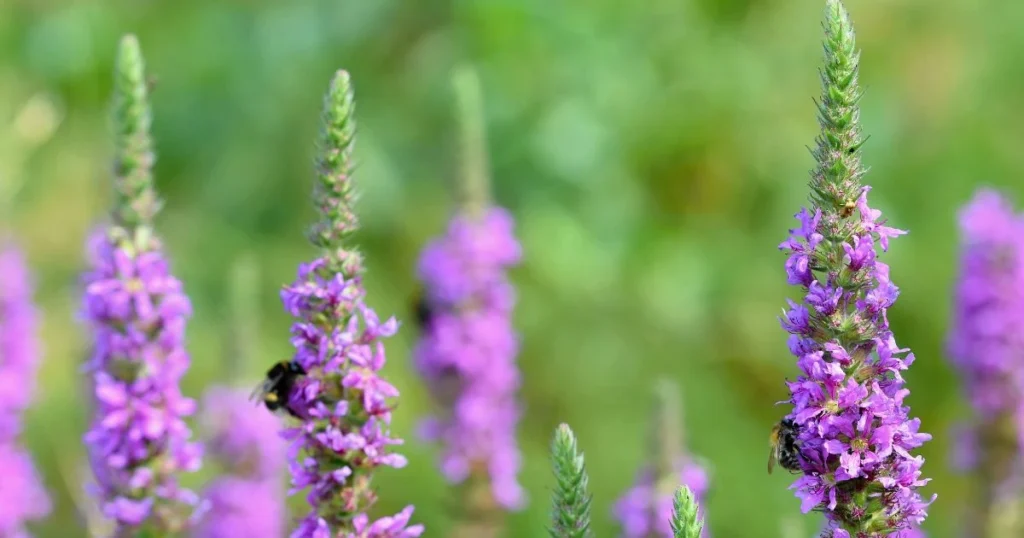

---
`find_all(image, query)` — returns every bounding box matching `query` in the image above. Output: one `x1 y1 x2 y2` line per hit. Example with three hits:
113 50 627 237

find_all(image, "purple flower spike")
613 461 709 538
414 206 525 510
0 242 51 537
821 521 926 538
777 1 933 535
613 381 709 538
279 70 423 537
947 189 1024 535
195 387 287 538
81 35 203 535
0 243 44 439
413 67 525 535
0 443 52 537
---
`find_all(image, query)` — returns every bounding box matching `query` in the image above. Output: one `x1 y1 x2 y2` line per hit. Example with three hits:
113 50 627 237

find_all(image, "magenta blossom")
415 207 525 509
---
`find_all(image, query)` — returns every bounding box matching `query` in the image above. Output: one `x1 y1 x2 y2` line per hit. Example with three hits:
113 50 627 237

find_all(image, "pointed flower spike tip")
670 486 705 538
549 423 593 538
307 69 360 258
111 33 160 228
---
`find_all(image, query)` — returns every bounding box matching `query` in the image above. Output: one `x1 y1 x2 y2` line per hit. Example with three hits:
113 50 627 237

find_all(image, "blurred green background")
2 0 1022 536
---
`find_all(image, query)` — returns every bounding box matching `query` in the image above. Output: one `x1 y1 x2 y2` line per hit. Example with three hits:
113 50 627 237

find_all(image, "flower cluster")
195 387 286 538
415 206 525 509
82 228 204 531
81 35 203 533
778 1 933 535
946 189 1024 533
782 194 933 534
821 524 925 538
613 460 709 538
948 190 1024 458
279 70 423 538
0 242 51 536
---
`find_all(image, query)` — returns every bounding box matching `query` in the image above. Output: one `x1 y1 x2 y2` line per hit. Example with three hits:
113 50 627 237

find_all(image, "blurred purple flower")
414 206 525 510
947 189 1024 532
0 242 43 438
613 460 709 538
81 229 204 532
81 35 204 533
194 387 287 538
0 443 51 538
948 190 1024 422
279 70 423 538
0 241 51 536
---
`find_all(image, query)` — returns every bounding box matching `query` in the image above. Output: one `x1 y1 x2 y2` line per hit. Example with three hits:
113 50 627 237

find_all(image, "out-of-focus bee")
768 418 801 474
413 291 434 329
250 360 306 417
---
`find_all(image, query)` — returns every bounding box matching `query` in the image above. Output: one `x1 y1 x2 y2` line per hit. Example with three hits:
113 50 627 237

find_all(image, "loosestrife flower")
279 70 423 538
195 387 286 538
415 66 525 518
81 35 203 534
818 521 926 538
947 189 1024 536
0 242 51 536
777 1 934 535
613 382 709 538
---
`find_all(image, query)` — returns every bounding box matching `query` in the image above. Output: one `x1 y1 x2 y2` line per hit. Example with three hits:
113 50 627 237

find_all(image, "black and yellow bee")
768 418 801 474
250 360 307 418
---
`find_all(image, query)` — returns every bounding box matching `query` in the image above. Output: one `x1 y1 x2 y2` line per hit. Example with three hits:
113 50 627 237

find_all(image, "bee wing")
249 372 285 404
768 425 781 475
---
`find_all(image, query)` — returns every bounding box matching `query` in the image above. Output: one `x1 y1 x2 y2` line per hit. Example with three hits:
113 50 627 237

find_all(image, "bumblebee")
250 360 307 417
413 292 434 329
768 418 801 474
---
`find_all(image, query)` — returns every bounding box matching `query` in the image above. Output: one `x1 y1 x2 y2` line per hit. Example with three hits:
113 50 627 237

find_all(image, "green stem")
452 64 491 220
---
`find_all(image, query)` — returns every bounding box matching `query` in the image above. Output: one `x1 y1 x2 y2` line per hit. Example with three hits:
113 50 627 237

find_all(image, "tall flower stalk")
195 256 286 538
549 423 593 538
278 70 423 538
777 1 933 535
613 381 709 538
948 189 1024 538
80 35 203 536
0 243 51 536
414 65 525 537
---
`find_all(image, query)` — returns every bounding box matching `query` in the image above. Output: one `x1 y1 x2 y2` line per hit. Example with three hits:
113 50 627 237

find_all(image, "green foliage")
549 424 593 538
